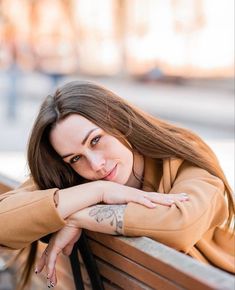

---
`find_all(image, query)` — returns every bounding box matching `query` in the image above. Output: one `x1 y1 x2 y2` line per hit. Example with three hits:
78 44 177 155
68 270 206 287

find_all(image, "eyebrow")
61 128 99 159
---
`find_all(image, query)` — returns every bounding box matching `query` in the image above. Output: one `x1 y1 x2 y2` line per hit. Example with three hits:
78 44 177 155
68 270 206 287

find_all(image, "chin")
123 175 133 186
113 174 128 185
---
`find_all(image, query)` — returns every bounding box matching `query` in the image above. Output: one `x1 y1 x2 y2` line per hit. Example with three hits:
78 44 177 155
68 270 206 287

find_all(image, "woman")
0 81 234 289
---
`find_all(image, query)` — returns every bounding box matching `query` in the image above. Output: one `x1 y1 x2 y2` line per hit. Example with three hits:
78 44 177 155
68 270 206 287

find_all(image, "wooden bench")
0 174 234 290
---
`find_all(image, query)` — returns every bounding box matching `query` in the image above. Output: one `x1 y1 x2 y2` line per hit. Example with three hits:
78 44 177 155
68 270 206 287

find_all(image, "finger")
62 242 74 256
62 230 82 256
152 198 175 206
47 277 51 288
147 192 189 205
167 193 189 201
135 195 157 208
148 196 174 206
49 268 57 288
46 248 60 280
142 193 175 206
35 249 47 274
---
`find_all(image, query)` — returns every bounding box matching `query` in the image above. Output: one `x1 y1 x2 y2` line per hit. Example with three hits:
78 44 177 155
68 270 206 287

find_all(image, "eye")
70 155 81 164
91 135 101 146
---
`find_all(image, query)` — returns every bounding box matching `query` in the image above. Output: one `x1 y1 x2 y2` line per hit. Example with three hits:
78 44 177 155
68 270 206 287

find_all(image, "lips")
102 164 117 181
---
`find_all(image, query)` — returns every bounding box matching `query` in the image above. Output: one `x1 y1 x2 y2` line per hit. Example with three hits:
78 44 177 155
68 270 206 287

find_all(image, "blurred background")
0 0 234 289
0 0 234 187
0 0 234 186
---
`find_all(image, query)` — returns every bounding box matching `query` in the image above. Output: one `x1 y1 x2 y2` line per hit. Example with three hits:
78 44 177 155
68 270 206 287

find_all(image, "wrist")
97 180 112 203
93 180 105 203
56 180 104 219
67 211 82 228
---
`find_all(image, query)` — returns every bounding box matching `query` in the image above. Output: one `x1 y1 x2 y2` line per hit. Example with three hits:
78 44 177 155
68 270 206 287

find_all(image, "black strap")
78 233 104 290
70 232 104 290
69 242 84 290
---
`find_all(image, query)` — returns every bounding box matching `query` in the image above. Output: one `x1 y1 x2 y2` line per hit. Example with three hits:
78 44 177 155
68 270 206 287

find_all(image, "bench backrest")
0 174 234 290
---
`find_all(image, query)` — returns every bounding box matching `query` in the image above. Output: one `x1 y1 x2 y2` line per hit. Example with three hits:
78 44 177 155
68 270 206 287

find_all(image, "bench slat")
89 239 182 290
78 256 152 289
87 232 234 290
103 280 122 290
96 259 153 290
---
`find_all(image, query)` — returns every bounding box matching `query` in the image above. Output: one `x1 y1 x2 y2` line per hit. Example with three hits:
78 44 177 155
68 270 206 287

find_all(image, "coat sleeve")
0 178 66 249
123 162 228 253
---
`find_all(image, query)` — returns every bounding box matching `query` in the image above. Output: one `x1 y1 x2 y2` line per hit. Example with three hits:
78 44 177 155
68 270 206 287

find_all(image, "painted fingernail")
50 282 55 287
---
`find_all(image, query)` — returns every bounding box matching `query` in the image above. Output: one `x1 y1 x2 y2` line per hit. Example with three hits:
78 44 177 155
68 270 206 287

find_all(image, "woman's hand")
101 181 189 208
35 225 82 288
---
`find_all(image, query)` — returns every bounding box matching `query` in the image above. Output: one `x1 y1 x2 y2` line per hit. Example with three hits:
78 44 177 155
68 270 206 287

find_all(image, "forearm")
57 179 140 220
68 204 127 235
57 180 188 222
56 181 103 219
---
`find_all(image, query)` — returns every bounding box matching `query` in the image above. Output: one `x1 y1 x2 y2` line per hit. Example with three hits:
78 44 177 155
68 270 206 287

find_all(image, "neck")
126 151 144 189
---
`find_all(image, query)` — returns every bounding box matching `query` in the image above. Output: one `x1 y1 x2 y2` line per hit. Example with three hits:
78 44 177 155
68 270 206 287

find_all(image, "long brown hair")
23 80 234 289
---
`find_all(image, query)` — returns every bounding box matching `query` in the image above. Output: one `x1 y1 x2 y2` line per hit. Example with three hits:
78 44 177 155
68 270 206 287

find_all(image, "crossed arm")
70 204 127 235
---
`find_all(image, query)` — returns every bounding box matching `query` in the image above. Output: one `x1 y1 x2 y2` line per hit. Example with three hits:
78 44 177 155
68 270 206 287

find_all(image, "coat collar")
142 157 183 193
142 157 162 192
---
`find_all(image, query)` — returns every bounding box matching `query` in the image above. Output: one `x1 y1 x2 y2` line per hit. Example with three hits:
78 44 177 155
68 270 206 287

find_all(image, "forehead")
50 114 98 154
56 114 95 132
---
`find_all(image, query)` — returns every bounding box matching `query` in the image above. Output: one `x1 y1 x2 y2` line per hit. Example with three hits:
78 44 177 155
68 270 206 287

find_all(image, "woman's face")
50 114 141 186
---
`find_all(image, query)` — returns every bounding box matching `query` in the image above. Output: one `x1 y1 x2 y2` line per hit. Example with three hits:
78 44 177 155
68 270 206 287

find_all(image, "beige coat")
124 158 235 273
0 158 234 273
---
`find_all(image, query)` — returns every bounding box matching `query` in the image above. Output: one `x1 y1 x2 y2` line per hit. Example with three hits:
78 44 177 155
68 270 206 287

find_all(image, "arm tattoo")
89 205 127 235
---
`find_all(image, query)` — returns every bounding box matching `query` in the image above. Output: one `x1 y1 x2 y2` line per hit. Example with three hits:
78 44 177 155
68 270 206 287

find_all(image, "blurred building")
0 0 234 78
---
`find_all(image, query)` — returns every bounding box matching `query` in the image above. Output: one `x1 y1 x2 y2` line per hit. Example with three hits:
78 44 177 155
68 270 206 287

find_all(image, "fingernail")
50 282 55 287
182 195 189 199
34 269 38 274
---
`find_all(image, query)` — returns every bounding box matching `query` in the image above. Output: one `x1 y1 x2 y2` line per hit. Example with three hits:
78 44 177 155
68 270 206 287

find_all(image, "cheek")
123 146 132 159
117 143 133 167
106 140 132 160
70 161 92 178
125 149 134 170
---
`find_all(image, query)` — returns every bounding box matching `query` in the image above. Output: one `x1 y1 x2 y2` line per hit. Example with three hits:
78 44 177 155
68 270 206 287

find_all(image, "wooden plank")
96 258 153 290
103 279 122 290
78 252 151 289
88 239 182 290
86 232 234 290
79 258 151 290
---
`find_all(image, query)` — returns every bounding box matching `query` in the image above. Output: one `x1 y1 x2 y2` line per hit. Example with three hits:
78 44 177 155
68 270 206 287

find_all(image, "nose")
87 152 105 172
